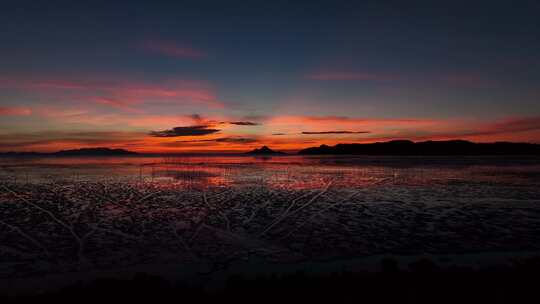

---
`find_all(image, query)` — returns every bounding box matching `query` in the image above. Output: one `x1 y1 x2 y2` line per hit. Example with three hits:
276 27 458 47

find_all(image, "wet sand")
1 155 540 294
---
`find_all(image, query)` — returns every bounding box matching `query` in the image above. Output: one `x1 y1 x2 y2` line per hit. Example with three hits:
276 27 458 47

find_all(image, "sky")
1 0 540 152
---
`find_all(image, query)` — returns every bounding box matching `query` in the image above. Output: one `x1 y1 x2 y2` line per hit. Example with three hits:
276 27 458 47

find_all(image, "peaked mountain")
246 146 286 155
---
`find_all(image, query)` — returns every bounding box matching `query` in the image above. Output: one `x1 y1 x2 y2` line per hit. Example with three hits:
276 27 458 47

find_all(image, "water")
1 155 540 190
1 155 540 283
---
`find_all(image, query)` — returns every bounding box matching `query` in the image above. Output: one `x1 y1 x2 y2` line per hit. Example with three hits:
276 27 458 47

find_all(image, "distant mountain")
246 146 286 155
0 147 138 157
53 148 138 156
298 140 540 155
0 151 44 157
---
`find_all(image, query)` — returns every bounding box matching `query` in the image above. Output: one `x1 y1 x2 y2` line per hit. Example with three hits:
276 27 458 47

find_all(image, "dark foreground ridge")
3 257 539 304
0 147 138 157
246 145 286 155
299 140 540 155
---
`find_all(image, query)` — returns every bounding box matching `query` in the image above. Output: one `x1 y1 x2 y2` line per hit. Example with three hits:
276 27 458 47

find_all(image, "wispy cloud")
0 76 224 112
268 115 436 128
0 106 31 116
0 131 144 152
242 115 269 122
339 116 540 144
486 116 540 134
140 40 207 59
423 116 540 139
93 97 142 113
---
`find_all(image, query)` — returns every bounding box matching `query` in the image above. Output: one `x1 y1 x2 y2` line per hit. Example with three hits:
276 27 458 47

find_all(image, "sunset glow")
2 2 540 300
1 2 539 153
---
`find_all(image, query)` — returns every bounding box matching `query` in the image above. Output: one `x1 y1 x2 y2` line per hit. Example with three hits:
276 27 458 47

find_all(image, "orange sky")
2 109 539 153
2 2 540 153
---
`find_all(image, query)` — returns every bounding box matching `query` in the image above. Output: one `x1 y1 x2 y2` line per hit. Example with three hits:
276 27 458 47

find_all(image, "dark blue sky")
1 1 540 151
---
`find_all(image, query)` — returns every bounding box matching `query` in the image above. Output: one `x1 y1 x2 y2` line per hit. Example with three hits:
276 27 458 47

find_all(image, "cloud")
0 76 224 112
96 81 223 109
423 116 540 139
272 133 287 136
214 137 258 143
0 131 145 152
273 115 434 125
266 116 437 134
159 141 217 147
35 108 218 131
141 40 207 59
224 121 260 126
187 113 221 126
341 116 540 144
0 131 145 141
488 116 540 134
165 114 260 129
93 97 142 113
160 137 259 147
173 137 258 144
189 114 205 124
301 131 371 134
0 106 31 116
149 125 220 137
242 115 269 121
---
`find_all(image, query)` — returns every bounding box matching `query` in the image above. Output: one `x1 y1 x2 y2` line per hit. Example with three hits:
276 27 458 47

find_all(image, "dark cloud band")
160 137 258 146
149 125 220 137
219 121 260 126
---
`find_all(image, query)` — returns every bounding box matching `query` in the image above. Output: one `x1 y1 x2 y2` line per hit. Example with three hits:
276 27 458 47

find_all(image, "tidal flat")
1 155 540 294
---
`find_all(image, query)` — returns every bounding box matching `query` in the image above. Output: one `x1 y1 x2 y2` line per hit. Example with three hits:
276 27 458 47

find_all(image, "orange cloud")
1 76 224 112
0 131 145 152
93 97 142 113
0 106 31 116
265 115 439 134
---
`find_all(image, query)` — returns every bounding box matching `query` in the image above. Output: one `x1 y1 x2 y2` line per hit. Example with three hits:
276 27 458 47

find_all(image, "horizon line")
2 139 540 155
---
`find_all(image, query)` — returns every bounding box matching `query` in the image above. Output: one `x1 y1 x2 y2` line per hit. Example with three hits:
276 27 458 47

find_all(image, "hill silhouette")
0 147 138 157
298 140 540 155
246 146 286 155
54 148 138 156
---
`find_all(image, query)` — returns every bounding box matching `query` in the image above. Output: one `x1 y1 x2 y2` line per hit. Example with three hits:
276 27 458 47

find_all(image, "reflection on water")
1 155 540 190
1 155 540 283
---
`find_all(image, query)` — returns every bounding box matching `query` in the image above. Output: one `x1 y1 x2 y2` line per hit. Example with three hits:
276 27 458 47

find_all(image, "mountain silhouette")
298 140 540 155
0 147 138 157
246 146 286 155
54 148 138 156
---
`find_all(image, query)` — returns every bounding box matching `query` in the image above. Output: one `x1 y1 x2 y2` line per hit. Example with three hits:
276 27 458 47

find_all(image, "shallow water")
1 155 540 190
1 155 540 285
